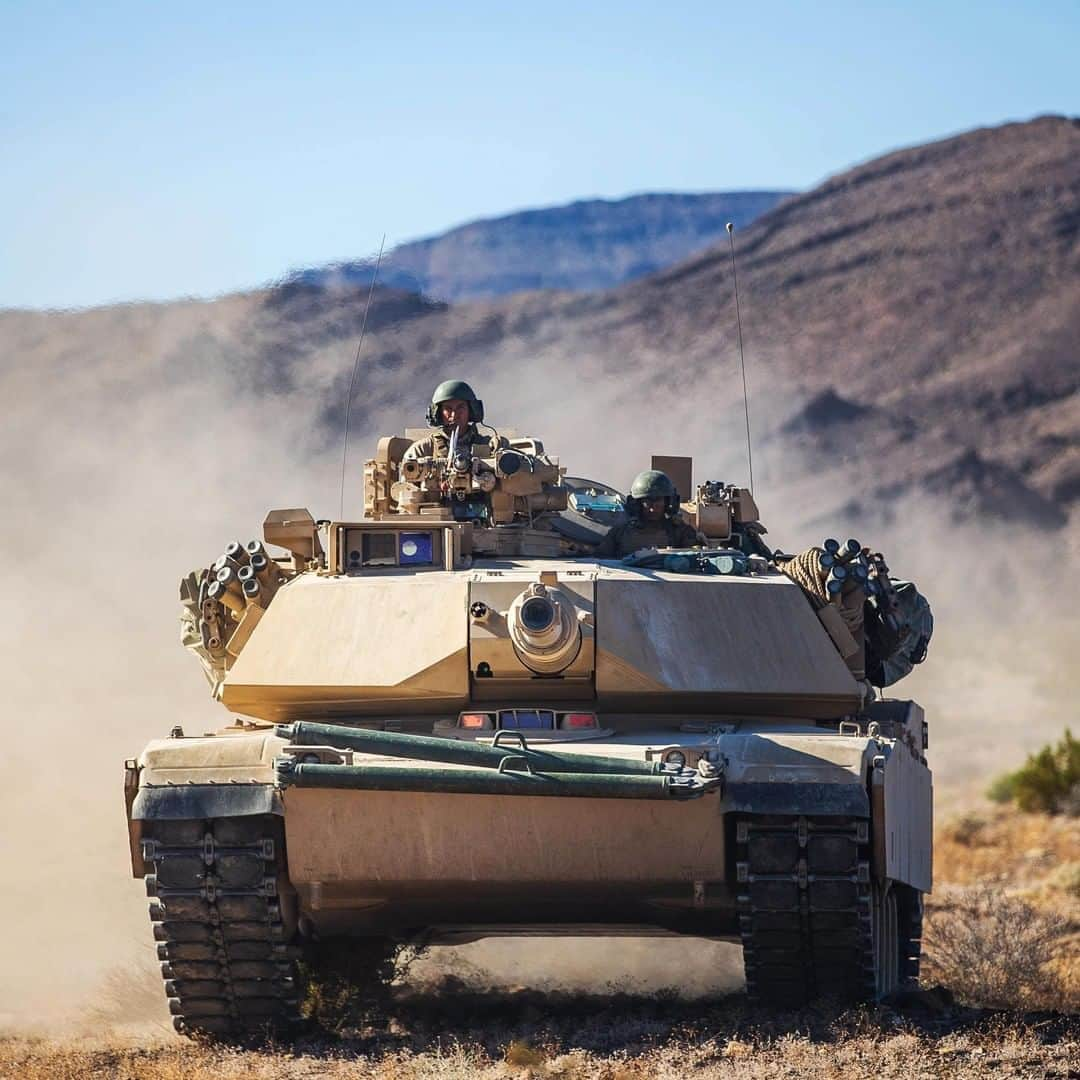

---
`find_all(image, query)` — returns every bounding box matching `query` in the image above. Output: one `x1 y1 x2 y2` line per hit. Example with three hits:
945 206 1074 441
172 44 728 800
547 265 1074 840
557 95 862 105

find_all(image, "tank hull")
281 784 734 937
129 711 929 933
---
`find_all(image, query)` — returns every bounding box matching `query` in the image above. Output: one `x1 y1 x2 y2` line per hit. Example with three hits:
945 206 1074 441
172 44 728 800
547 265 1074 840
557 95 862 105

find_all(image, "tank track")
897 884 923 987
142 814 300 1039
736 813 878 1007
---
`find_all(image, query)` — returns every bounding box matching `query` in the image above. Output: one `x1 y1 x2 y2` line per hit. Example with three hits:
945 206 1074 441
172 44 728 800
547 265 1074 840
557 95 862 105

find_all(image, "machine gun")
366 431 568 528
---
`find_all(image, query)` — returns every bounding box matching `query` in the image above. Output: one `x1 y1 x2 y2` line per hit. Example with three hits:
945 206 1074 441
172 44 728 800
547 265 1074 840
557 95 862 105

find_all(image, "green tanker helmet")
426 379 485 427
626 469 680 518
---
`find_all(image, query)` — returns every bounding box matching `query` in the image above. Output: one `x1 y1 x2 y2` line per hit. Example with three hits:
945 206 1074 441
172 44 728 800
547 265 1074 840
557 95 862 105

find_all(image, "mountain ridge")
290 190 792 300
2 116 1076 543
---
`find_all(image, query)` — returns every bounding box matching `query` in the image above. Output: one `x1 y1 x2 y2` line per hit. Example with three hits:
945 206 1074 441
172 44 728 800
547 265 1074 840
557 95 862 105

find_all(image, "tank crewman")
593 470 706 557
402 379 495 463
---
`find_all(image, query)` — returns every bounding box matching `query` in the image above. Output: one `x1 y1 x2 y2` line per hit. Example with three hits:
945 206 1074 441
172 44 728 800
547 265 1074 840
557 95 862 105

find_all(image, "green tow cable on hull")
274 758 720 800
276 720 666 777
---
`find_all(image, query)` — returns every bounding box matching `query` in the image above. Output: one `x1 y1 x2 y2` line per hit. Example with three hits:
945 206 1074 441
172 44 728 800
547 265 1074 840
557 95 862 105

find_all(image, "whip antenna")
338 236 386 519
726 221 755 495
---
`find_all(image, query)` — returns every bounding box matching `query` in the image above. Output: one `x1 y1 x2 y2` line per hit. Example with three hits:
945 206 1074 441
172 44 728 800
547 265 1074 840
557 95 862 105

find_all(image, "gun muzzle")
400 457 431 483
507 583 582 675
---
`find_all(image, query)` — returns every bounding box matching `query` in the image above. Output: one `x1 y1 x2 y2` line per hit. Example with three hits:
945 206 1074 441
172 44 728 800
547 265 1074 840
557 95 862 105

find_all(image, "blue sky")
2 1 1076 309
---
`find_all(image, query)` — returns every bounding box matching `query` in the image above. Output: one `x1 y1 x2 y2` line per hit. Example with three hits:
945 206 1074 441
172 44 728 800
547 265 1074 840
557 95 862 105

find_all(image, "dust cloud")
0 294 1074 1027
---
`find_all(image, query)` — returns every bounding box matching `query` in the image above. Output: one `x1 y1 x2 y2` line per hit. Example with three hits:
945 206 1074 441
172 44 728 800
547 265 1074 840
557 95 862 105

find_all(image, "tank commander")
593 469 706 558
402 379 497 463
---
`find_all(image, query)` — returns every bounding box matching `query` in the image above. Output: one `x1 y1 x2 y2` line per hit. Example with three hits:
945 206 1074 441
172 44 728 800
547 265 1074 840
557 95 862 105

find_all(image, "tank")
124 429 932 1038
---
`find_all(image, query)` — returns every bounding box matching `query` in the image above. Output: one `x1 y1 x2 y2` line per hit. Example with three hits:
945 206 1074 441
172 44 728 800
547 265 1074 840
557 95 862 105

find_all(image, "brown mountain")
2 116 1077 541
292 191 792 300
280 115 1079 532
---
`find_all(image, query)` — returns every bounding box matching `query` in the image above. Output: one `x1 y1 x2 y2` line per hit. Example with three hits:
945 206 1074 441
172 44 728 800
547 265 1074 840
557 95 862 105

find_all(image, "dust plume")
0 289 1074 1028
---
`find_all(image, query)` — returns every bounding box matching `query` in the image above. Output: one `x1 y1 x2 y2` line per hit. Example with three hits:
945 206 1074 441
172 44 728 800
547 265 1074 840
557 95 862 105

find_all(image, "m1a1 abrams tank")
124 428 932 1039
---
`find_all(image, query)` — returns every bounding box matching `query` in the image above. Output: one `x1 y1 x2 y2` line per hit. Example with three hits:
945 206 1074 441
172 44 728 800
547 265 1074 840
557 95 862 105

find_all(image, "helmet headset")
426 379 485 428
625 469 680 519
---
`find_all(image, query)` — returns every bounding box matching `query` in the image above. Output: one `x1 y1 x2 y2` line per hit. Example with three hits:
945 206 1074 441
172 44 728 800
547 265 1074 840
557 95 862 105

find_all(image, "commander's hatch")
651 455 693 501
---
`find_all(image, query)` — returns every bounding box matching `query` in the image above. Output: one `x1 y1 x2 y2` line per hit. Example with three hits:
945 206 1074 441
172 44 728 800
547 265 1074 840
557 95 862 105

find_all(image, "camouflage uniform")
594 515 705 558
403 379 494 466
401 425 494 463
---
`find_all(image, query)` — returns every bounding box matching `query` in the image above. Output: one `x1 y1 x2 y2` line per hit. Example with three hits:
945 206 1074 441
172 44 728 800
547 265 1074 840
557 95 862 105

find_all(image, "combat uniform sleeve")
672 520 707 548
401 435 435 463
592 525 621 558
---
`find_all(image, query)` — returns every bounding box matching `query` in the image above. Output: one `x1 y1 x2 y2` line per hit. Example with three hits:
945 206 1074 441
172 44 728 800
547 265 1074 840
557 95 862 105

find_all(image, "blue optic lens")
571 492 624 513
398 532 434 566
498 710 555 729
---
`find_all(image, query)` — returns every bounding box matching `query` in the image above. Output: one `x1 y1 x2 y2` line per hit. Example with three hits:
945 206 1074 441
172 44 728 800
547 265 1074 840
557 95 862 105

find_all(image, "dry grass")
2 1007 1077 1079
925 804 1080 1012
6 807 1079 1078
933 806 1080 888
921 886 1076 1010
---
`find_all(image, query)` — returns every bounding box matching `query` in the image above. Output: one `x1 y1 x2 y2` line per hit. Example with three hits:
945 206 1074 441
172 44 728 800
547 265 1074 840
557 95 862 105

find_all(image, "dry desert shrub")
932 804 1080 890
940 811 990 848
1044 860 1080 901
922 884 1076 1010
987 729 1080 815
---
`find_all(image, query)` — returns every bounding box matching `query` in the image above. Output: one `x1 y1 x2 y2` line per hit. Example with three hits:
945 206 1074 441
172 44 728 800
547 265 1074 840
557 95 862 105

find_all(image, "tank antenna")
726 222 755 495
338 235 386 520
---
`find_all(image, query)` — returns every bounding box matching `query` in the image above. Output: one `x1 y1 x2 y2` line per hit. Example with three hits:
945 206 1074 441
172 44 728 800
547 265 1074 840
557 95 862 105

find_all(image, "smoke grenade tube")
242 578 262 601
215 564 245 598
208 579 244 615
223 541 250 566
245 540 266 559
250 552 280 592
